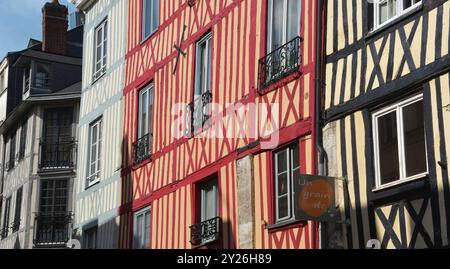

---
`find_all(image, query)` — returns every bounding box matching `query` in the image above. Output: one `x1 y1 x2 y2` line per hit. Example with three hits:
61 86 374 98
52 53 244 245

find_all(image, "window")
267 0 300 52
87 118 102 187
200 180 218 224
83 227 97 249
8 132 16 171
12 187 23 232
19 120 27 160
35 62 50 88
371 0 422 31
35 179 70 246
142 0 159 40
133 207 151 249
1 197 11 238
373 94 428 189
41 109 74 170
93 19 107 81
134 84 154 164
260 0 301 90
190 178 219 246
138 84 154 140
39 179 69 214
191 32 213 132
274 142 300 223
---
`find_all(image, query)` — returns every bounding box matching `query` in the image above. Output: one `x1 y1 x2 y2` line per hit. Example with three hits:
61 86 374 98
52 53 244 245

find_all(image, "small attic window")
35 62 50 89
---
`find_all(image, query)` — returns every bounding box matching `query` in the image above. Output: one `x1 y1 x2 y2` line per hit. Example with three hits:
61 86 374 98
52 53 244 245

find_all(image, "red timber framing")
119 0 321 249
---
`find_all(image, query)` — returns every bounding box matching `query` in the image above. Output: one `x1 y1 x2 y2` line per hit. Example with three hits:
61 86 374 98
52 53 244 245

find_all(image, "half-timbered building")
70 0 127 249
119 0 322 249
322 0 450 249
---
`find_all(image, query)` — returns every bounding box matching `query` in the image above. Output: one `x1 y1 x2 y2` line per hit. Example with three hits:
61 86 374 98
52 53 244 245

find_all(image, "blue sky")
0 0 75 58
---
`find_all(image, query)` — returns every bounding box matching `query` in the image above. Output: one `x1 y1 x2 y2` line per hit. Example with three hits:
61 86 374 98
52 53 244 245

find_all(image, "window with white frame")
267 0 301 52
194 33 212 98
192 32 212 132
373 94 428 189
93 19 107 81
371 0 422 31
142 0 159 41
87 118 102 187
138 83 154 139
274 142 300 223
134 207 151 249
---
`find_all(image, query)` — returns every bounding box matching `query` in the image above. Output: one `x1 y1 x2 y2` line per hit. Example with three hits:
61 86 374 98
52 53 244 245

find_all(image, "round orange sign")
298 179 334 218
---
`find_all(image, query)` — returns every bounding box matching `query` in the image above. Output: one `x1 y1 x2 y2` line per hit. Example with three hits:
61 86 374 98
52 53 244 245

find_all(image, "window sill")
366 4 423 40
266 219 307 232
372 173 429 192
85 178 101 190
91 71 107 85
369 175 430 205
140 29 159 46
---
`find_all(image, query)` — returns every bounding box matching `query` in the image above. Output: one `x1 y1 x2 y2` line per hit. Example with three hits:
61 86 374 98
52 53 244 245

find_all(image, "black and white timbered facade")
323 0 450 249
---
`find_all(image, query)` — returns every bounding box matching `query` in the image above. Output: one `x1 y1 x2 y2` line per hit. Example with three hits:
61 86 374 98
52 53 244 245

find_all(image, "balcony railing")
33 212 72 248
39 139 76 171
258 36 302 91
186 91 213 136
133 133 153 165
190 217 221 246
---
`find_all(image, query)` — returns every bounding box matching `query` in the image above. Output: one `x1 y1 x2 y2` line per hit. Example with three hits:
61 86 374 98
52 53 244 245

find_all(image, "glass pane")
148 87 154 134
276 149 288 174
378 111 400 185
140 91 148 137
136 214 143 248
292 143 300 170
277 173 289 195
201 182 217 221
379 0 389 24
287 0 300 41
403 100 427 177
144 0 153 38
144 212 151 248
271 0 284 51
152 0 159 32
278 196 289 219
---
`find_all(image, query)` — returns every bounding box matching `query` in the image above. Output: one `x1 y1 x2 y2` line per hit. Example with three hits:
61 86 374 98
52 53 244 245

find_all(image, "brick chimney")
42 0 68 55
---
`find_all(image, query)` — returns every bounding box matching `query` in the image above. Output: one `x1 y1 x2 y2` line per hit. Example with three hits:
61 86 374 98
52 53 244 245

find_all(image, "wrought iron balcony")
258 36 302 91
190 217 221 246
186 91 213 136
133 133 153 165
39 139 76 171
33 212 72 248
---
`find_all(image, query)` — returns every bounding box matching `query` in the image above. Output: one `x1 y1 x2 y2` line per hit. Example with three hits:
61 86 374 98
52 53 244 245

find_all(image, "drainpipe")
315 0 329 249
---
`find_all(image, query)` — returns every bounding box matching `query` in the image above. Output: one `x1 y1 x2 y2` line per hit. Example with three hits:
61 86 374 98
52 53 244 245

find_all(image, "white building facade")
70 0 127 249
